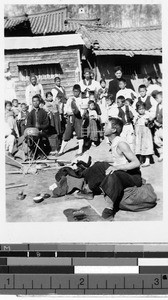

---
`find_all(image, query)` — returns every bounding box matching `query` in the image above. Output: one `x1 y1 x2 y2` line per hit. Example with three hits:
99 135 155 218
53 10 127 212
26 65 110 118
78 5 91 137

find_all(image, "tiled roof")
4 7 77 35
79 25 162 56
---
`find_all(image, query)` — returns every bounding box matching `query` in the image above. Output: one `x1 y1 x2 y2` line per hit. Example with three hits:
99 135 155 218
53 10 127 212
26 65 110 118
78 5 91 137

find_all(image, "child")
5 101 19 139
12 99 20 119
87 100 99 146
57 84 85 157
97 79 108 102
116 78 137 102
44 92 62 147
17 103 29 136
116 96 135 152
154 91 163 162
134 84 157 119
134 103 154 167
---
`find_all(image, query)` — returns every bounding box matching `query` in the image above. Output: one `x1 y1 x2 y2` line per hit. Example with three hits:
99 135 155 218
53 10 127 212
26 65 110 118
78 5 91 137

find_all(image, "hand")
105 165 117 175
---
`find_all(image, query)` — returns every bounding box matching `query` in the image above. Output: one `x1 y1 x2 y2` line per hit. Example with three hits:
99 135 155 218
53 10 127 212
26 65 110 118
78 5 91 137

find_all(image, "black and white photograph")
4 3 163 222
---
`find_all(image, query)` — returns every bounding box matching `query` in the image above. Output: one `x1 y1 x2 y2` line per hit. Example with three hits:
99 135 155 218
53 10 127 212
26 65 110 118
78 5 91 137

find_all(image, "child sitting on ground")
17 103 29 136
154 91 163 162
116 78 137 103
134 103 154 167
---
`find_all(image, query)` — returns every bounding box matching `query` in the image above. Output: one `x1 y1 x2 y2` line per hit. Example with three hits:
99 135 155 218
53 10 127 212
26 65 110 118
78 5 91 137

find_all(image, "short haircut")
32 94 41 101
114 66 122 73
5 100 12 108
84 68 90 74
30 73 36 79
12 99 18 104
125 98 133 105
117 95 125 102
118 78 126 84
138 84 147 91
73 84 81 91
88 100 95 106
46 91 53 98
100 79 106 84
54 76 60 82
21 102 27 106
106 94 115 103
109 117 124 135
137 102 146 110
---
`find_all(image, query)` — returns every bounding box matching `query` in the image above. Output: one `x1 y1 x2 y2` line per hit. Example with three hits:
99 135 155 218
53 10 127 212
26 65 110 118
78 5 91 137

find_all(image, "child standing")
116 78 137 102
17 103 29 136
57 84 85 157
154 91 163 162
134 103 154 167
87 100 99 146
12 99 20 119
116 96 135 152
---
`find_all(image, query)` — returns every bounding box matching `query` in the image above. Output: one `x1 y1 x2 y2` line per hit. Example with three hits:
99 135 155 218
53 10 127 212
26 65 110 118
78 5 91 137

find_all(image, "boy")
154 91 163 162
133 84 157 119
57 84 85 157
17 103 29 136
116 78 137 102
51 77 67 104
25 74 44 111
116 96 136 152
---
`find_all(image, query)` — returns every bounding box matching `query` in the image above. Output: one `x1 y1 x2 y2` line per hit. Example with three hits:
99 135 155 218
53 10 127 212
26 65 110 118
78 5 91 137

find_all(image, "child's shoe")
158 154 163 162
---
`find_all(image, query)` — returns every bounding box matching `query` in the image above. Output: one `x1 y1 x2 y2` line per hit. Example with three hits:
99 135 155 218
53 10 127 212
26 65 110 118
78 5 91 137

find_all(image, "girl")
87 100 99 146
134 103 154 167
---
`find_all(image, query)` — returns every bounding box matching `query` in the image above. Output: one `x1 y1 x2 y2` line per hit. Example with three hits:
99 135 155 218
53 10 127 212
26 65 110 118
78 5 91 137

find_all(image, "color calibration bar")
0 243 168 295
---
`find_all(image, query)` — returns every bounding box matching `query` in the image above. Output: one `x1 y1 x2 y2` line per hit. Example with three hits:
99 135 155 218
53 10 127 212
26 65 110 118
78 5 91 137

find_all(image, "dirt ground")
6 137 163 222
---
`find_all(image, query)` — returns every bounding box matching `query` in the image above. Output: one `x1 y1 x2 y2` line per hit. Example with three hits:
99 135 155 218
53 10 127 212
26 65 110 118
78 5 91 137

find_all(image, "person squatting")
5 69 163 166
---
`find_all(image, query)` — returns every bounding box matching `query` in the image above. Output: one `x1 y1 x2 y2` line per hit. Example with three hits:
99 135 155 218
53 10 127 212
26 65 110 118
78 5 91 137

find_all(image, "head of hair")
125 98 133 105
46 91 53 98
118 78 126 84
100 79 106 84
137 102 146 110
114 66 122 73
21 102 27 106
12 98 18 104
54 76 60 82
88 100 95 106
32 94 41 101
5 100 12 108
138 84 147 91
84 68 90 74
30 73 36 80
106 94 115 103
109 117 124 135
156 91 162 97
73 84 81 91
117 95 125 102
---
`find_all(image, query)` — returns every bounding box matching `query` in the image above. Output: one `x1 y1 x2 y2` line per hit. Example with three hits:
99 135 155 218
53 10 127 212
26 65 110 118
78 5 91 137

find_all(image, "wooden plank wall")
5 47 81 103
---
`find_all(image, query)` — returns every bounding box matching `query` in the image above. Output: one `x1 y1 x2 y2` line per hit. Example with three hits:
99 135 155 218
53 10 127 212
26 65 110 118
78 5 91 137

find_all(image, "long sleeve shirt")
25 83 44 107
26 108 49 132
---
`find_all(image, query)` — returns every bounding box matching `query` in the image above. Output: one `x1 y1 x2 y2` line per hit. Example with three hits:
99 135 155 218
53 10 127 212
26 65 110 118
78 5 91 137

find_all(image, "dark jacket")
26 108 49 132
108 77 134 98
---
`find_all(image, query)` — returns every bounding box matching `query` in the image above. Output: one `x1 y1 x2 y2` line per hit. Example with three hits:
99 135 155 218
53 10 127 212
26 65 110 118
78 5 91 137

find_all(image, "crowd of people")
5 66 163 167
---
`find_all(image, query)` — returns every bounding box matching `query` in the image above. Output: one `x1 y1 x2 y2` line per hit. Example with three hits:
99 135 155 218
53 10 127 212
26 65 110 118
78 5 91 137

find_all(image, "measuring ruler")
0 243 167 295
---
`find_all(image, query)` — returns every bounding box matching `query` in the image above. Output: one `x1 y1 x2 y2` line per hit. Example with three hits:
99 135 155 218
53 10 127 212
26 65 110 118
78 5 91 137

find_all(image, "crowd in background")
5 66 163 166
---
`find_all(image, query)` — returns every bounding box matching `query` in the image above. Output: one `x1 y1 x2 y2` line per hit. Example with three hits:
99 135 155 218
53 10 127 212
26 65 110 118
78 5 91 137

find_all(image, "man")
25 74 44 111
79 68 97 97
26 94 51 157
77 117 142 220
108 66 134 99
